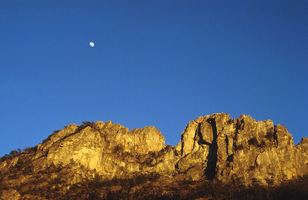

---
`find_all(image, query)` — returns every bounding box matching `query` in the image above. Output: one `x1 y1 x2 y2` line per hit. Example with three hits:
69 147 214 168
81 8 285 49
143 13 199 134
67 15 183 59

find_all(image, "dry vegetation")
1 161 307 200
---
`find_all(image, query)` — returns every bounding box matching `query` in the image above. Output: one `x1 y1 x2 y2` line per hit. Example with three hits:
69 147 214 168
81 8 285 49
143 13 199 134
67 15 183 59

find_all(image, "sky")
0 0 307 157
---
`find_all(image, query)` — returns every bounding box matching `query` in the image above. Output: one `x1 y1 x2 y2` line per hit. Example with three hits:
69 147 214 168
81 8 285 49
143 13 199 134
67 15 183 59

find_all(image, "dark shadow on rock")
205 118 218 180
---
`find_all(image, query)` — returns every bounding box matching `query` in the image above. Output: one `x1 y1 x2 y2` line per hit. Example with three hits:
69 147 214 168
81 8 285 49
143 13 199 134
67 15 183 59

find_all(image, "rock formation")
0 113 307 199
175 113 308 185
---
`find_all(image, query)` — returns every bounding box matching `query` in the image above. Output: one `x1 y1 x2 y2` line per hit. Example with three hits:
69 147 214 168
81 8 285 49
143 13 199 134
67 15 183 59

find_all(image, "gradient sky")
1 0 307 156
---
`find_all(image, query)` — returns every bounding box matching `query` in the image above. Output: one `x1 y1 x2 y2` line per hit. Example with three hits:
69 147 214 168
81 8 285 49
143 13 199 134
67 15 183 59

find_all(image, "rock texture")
175 113 308 185
0 113 307 199
31 121 166 181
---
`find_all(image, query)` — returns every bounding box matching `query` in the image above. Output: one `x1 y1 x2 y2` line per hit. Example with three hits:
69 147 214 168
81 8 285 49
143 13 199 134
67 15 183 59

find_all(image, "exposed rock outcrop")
33 121 166 180
175 113 308 185
0 113 307 199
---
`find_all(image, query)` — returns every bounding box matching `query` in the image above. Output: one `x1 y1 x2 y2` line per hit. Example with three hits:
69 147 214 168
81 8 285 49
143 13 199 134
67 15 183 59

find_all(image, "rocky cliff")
0 113 307 199
175 113 308 185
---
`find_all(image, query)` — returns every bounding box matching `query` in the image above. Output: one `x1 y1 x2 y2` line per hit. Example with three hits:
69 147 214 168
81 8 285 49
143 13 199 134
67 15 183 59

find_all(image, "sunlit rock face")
175 113 307 185
0 113 307 199
36 121 166 178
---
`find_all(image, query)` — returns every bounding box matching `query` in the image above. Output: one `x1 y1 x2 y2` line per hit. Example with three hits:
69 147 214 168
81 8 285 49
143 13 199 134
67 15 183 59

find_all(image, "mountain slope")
0 113 307 199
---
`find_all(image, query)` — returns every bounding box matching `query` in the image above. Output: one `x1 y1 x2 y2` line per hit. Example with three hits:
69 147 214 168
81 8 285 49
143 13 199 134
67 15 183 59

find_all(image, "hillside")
0 113 307 199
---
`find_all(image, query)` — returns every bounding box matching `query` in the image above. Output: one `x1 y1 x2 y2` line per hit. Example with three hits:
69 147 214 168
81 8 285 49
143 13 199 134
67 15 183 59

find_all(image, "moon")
89 42 94 47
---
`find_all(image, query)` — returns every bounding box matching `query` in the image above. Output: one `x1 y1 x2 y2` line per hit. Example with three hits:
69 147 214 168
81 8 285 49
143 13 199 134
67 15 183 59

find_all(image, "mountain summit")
1 113 307 199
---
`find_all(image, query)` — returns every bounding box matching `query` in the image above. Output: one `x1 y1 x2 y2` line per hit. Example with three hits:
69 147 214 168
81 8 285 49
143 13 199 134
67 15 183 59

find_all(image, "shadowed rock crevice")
205 118 218 180
273 125 279 147
225 136 229 155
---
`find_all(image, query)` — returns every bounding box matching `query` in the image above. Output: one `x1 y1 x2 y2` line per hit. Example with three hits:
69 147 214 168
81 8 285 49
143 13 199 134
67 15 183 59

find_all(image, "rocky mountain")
0 113 307 199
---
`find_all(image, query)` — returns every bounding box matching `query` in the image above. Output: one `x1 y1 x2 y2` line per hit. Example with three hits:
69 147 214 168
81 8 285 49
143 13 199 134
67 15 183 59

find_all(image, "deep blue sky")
1 0 307 156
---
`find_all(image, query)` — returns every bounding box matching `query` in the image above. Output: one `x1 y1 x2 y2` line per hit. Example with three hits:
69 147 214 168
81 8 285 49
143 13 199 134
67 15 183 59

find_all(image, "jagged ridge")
0 113 307 199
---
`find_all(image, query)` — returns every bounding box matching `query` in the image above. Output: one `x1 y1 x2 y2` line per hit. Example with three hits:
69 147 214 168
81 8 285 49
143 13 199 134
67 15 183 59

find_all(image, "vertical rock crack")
205 118 218 180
